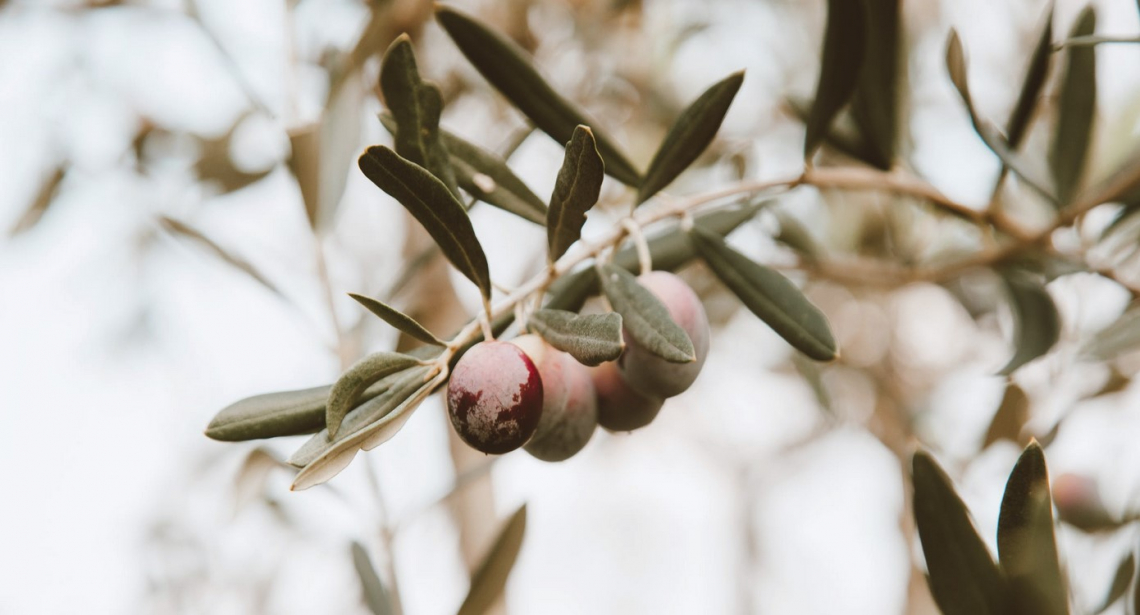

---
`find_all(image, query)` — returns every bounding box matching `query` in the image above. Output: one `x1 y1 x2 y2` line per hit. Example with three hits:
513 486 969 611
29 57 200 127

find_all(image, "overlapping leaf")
688 225 837 361
848 0 900 170
435 5 641 186
1051 8 1097 205
804 0 867 160
548 126 604 261
207 383 375 442
359 146 491 299
1006 7 1054 149
637 70 744 204
597 264 695 363
983 383 1030 448
528 309 624 366
457 505 527 615
1083 304 1140 360
349 292 445 347
999 269 1060 374
912 450 1009 615
326 352 421 438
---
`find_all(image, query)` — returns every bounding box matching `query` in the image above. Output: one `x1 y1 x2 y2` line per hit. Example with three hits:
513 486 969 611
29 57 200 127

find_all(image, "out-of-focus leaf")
10 166 65 237
359 146 491 299
457 505 527 615
912 450 1009 615
196 122 272 194
773 210 821 261
547 126 604 261
352 542 395 615
380 35 458 196
786 96 876 163
326 353 421 438
528 309 624 366
1095 551 1133 613
804 0 867 160
1074 146 1140 213
158 215 281 298
233 447 290 514
1082 303 1140 360
999 269 1061 374
983 383 1030 448
997 442 1068 615
689 225 837 361
435 5 641 186
349 292 445 347
1006 7 1054 149
597 264 695 363
637 70 744 204
207 382 382 442
1051 7 1097 205
849 0 901 170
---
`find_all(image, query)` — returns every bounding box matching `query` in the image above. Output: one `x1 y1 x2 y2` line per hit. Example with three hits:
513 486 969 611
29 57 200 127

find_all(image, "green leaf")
435 5 641 186
1006 7 1054 149
597 264 695 363
326 352 422 438
352 542 395 615
1096 551 1134 613
999 269 1061 375
359 146 491 299
912 450 1009 615
380 35 459 197
207 385 338 442
997 442 1068 615
457 505 527 615
804 0 867 160
547 126 605 261
982 383 1030 449
1051 7 1097 205
688 225 837 361
848 0 901 170
528 309 624 366
637 70 744 204
349 292 445 347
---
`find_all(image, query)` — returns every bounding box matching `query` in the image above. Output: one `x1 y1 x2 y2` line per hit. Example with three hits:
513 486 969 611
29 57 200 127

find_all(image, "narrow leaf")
688 225 837 361
1097 551 1134 613
637 70 744 204
380 35 459 197
10 165 65 237
457 505 527 615
999 269 1061 375
597 264 695 363
349 292 445 347
983 383 1030 449
1006 7 1054 149
912 450 1009 615
206 382 385 442
528 309 624 366
997 442 1068 615
359 146 491 299
159 216 282 298
435 5 641 186
1083 304 1140 360
1051 8 1097 205
441 130 547 225
848 0 901 170
326 352 421 438
352 542 395 615
547 126 604 260
804 0 867 160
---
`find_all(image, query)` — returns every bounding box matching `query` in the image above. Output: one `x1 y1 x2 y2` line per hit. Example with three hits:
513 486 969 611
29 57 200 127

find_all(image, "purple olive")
447 341 544 454
592 359 664 432
512 334 598 462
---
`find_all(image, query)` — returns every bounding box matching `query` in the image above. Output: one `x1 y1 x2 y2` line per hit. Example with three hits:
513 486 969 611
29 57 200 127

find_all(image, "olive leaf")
435 5 641 186
352 542 395 615
1006 7 1054 149
848 0 901 170
804 0 867 160
982 383 1030 449
10 165 65 237
528 309 624 366
1051 7 1097 205
547 126 605 261
999 269 1060 375
457 505 527 615
1083 303 1140 360
349 292 445 347
597 264 695 364
637 70 744 204
326 352 422 438
158 215 282 299
208 385 343 441
1096 551 1134 614
912 450 1010 615
378 112 547 224
379 34 459 197
359 145 492 300
1073 145 1140 213
688 225 837 361
997 442 1068 615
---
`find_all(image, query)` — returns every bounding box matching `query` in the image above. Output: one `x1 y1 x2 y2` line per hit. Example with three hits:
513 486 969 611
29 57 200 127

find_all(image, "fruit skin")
446 341 544 454
512 335 598 461
592 359 664 432
619 271 711 399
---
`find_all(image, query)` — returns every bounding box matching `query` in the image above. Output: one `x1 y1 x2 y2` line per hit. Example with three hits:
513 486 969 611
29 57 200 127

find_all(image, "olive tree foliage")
28 0 1140 612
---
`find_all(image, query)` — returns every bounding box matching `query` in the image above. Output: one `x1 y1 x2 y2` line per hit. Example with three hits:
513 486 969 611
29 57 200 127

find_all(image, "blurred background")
5 0 1140 613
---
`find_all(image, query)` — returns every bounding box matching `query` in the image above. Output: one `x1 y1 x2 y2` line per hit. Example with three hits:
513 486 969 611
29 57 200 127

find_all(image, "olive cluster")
446 271 710 459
